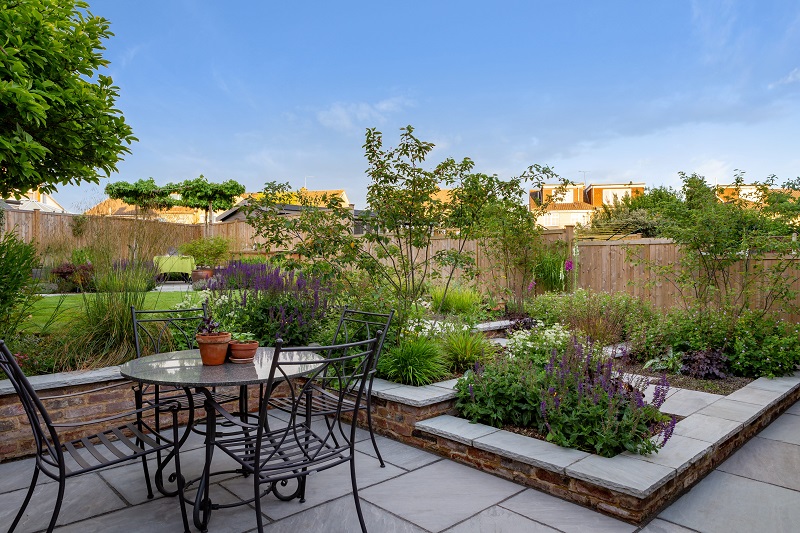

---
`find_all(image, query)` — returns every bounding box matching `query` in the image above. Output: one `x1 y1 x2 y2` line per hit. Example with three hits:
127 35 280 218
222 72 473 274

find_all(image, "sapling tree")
174 175 245 227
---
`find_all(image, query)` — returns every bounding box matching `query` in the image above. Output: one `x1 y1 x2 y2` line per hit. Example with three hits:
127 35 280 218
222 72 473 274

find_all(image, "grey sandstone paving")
724 385 785 406
369 377 404 394
638 518 699 532
657 470 800 533
565 453 675 498
785 400 800 415
753 411 800 445
746 375 800 396
473 428 588 472
620 434 712 475
443 505 559 533
261 496 426 533
360 459 524 532
415 414 499 445
672 413 742 443
372 383 456 406
695 397 765 424
500 488 637 533
717 436 800 491
658 389 724 417
0 456 56 494
355 434 441 471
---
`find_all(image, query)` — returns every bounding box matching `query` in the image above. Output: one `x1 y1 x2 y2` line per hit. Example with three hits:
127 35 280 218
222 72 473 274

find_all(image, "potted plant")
195 316 231 365
229 332 259 363
179 236 231 283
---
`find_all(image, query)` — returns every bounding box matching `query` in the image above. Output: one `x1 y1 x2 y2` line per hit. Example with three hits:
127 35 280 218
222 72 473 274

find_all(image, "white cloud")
317 97 414 133
769 67 800 89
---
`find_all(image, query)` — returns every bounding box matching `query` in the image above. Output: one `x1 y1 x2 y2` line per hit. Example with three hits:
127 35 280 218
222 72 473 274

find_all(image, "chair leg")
173 437 191 533
350 458 368 533
46 478 66 533
364 400 385 467
255 474 264 532
9 465 39 533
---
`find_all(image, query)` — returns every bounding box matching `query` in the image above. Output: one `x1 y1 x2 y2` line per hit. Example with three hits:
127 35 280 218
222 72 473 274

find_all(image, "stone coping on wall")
0 366 123 395
410 372 800 522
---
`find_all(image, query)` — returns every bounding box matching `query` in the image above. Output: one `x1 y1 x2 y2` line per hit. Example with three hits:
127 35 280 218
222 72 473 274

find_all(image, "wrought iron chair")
268 308 394 466
0 339 190 533
197 334 381 533
130 305 240 482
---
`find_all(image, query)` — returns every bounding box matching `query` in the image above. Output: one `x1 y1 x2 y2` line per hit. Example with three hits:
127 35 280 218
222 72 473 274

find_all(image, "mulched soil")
616 360 754 396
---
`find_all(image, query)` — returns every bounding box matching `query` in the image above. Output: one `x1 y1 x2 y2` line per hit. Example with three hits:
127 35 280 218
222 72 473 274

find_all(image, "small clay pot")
196 332 231 365
228 340 259 361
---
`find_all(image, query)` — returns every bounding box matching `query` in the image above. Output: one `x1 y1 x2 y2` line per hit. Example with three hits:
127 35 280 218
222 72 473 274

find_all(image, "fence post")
32 208 42 243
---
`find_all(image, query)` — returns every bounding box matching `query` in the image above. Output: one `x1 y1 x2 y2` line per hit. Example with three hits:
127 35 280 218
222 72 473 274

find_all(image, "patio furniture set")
1 307 394 533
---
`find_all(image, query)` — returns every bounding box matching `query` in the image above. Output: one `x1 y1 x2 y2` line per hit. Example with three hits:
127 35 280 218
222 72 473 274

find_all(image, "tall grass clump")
429 284 483 316
440 329 496 373
378 336 448 386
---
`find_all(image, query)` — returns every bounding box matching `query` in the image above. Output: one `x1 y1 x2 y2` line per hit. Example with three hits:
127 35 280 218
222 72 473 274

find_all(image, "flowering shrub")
405 317 469 338
538 347 676 457
506 323 571 366
730 311 800 378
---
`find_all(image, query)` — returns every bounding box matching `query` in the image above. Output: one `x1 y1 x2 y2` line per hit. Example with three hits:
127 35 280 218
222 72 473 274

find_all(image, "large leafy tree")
104 178 174 219
173 175 245 226
0 0 136 198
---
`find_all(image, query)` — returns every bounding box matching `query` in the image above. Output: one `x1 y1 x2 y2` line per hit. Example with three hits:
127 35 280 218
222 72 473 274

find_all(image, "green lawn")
24 291 200 333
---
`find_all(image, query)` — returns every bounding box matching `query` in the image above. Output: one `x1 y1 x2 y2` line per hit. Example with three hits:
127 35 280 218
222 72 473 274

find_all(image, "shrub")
51 261 94 292
455 357 543 428
0 231 40 338
94 259 157 293
730 312 800 378
538 347 676 457
681 348 728 379
179 236 230 268
506 323 572 367
378 336 448 386
440 329 496 373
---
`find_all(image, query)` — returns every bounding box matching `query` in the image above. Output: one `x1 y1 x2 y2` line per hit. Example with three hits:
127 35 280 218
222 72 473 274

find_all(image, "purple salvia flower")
468 383 474 400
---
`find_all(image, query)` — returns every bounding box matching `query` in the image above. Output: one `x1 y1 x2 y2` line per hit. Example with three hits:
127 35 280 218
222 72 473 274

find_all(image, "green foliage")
538 351 674 457
455 357 543 428
377 336 448 386
93 261 157 293
526 289 655 347
533 240 570 292
730 312 800 378
506 323 572 367
643 348 684 374
429 284 483 316
0 231 40 337
0 0 136 198
172 175 245 226
179 236 231 267
105 178 175 215
440 329 496 373
584 186 682 238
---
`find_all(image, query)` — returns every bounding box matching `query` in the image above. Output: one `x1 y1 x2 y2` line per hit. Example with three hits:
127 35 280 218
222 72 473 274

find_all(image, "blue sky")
57 0 800 211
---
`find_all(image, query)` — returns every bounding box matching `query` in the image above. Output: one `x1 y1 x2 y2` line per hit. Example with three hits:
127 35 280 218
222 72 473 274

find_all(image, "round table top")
118 347 323 388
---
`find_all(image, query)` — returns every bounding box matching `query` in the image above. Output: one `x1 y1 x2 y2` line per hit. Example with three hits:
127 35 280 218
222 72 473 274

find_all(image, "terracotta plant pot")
191 267 214 284
228 340 259 362
196 332 231 365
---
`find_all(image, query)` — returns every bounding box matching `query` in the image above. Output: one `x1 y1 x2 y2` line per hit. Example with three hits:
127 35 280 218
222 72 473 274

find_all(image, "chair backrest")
0 340 63 470
331 308 394 370
131 303 208 358
256 334 381 464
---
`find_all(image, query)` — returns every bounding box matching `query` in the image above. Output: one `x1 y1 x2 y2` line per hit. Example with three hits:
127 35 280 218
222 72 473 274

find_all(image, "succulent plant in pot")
228 332 259 362
196 315 231 365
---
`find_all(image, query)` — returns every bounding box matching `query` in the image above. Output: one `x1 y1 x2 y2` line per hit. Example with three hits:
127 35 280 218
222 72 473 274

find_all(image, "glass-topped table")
119 347 324 531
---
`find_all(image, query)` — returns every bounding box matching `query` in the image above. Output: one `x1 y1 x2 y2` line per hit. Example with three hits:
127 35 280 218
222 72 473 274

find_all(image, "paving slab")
753 412 800 445
695 397 765 424
360 459 524 532
490 337 509 347
372 384 457 406
620 434 712 474
785 399 800 415
717 436 800 491
0 456 56 493
430 378 459 391
355 434 441 471
746 375 800 396
672 413 742 443
565 453 675 497
415 414 499 445
724 386 785 406
473 428 588 473
0 473 127 532
443 505 558 533
500 488 637 533
658 389 724 417
221 450 405 521
473 320 513 332
639 518 699 532
370 378 405 394
262 495 426 533
657 470 800 533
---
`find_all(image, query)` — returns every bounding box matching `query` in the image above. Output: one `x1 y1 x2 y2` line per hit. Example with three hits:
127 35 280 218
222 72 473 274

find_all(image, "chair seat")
268 387 361 417
39 422 176 479
214 423 349 483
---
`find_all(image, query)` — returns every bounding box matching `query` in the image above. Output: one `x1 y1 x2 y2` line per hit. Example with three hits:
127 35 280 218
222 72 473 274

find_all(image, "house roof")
85 198 198 217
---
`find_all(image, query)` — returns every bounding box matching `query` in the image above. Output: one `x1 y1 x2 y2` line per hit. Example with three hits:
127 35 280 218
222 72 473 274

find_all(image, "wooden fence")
4 210 800 320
